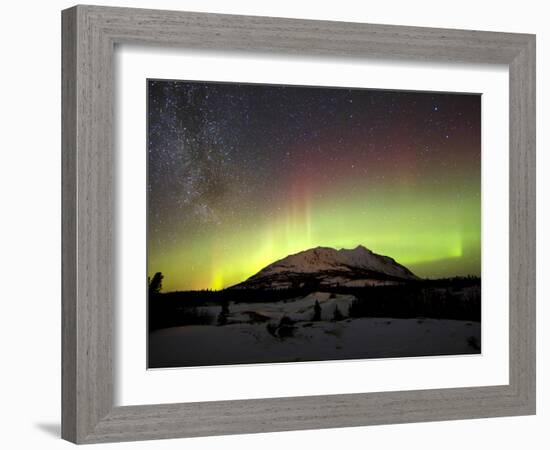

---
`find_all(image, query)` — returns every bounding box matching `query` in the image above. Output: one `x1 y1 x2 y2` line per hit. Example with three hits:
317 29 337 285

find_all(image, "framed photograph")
62 5 536 444
146 79 483 369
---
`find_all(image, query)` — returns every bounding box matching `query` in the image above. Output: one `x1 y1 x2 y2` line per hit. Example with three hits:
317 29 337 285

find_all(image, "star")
147 79 481 289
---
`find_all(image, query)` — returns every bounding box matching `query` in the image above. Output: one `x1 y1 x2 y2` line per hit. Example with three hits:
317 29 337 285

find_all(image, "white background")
116 48 509 405
0 0 547 449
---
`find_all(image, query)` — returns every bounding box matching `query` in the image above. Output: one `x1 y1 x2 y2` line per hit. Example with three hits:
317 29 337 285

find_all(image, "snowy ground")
149 292 481 367
218 292 355 323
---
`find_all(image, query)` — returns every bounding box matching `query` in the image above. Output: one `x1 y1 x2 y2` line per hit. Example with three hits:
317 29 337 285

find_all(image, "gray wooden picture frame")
62 4 536 444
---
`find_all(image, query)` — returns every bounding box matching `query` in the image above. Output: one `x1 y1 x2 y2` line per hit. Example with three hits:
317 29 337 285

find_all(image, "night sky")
148 80 481 292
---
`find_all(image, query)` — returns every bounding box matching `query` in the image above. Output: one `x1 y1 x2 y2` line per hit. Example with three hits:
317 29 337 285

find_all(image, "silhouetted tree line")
148 272 216 330
149 298 215 330
148 273 481 330
160 287 317 304
348 283 480 321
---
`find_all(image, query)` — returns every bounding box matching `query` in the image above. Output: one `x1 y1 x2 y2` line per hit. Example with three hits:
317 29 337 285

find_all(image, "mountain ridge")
230 245 418 290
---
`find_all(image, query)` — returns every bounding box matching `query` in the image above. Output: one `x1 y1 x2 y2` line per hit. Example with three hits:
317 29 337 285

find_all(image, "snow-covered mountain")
231 245 418 289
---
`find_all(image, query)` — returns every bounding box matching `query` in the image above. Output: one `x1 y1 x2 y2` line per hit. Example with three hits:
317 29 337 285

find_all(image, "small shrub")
279 316 294 327
266 322 278 337
217 311 228 326
467 336 481 351
278 325 295 339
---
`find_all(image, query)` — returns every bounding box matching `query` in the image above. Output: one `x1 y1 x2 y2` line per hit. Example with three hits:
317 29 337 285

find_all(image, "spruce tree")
312 300 322 321
218 300 230 325
333 305 343 321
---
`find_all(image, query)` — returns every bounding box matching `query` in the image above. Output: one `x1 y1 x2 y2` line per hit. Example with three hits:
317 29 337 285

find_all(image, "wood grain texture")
61 5 536 444
61 7 77 443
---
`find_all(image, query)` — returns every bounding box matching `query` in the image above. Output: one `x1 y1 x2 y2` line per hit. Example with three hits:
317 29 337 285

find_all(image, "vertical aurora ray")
148 80 481 291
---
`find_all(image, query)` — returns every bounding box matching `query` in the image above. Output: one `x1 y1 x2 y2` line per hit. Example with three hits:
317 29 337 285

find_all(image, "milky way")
148 79 481 291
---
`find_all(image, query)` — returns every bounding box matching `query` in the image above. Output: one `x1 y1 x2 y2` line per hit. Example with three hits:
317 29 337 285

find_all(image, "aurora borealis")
147 80 481 292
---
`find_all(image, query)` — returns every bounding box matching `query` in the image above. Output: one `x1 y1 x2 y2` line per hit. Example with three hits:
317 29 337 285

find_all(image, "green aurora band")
147 81 481 292
149 175 480 291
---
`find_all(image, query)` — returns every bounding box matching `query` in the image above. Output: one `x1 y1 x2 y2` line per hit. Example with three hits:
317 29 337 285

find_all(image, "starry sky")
148 79 481 292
